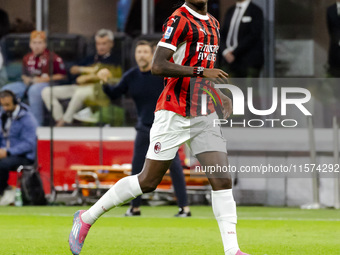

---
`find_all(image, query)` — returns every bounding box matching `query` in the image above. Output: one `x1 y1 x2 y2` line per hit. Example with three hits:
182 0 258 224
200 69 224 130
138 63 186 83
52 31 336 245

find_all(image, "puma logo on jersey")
171 17 178 23
200 28 207 35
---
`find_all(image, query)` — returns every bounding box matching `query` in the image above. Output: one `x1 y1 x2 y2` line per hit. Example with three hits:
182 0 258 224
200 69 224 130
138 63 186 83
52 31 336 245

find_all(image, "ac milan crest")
154 142 161 154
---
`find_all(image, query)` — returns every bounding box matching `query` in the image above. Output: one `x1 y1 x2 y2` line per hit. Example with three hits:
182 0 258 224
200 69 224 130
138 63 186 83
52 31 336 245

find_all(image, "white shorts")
146 110 227 161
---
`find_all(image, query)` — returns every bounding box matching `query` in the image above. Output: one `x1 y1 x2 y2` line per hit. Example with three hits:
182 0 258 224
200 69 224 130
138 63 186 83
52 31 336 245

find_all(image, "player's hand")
203 68 229 84
97 68 112 83
221 95 232 119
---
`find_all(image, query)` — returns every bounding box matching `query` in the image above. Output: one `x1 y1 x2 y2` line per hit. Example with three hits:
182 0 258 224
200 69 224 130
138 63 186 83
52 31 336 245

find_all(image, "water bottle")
14 188 23 207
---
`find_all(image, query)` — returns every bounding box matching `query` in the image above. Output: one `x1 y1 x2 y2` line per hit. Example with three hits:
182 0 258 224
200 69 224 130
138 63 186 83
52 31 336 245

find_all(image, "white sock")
81 175 142 225
212 189 240 255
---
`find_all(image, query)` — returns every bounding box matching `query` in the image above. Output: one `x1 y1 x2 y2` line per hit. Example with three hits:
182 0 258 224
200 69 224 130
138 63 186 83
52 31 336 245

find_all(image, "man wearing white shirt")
220 0 264 78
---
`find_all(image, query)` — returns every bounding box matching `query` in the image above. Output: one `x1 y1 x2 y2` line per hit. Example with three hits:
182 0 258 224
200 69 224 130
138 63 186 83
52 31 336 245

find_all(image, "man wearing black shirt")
98 40 191 217
327 1 340 77
220 0 264 78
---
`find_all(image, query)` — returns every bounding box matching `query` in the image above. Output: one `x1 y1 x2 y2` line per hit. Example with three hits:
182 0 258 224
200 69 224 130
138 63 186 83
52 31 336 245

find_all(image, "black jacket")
220 2 264 70
327 3 340 67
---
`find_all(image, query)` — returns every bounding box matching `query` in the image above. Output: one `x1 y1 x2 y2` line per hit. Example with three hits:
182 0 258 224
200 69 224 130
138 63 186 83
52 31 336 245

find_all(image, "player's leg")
169 152 191 217
126 129 152 216
83 158 171 223
196 151 242 255
69 110 185 254
196 152 239 255
190 111 247 255
69 158 171 255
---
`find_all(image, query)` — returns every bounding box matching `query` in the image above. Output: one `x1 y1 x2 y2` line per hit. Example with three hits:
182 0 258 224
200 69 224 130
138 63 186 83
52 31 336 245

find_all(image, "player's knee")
141 182 158 193
138 178 160 193
210 175 233 190
221 176 233 189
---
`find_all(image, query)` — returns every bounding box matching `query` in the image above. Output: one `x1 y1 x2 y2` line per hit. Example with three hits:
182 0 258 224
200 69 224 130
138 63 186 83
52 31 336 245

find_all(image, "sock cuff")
216 215 237 224
211 189 233 198
130 175 142 196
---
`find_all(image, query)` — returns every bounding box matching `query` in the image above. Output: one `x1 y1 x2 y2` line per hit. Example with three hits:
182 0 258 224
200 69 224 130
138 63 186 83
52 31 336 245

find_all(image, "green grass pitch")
0 206 339 254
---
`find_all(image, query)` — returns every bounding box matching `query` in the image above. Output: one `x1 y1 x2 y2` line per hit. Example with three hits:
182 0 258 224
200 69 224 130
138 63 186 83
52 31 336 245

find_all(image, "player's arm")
151 46 228 79
215 88 232 119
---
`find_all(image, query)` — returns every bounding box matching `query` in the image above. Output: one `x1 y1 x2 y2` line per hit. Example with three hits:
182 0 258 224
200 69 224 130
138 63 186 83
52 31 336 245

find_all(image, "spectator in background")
0 90 37 206
327 2 340 77
0 9 10 39
97 40 191 217
41 29 122 126
2 31 66 126
220 0 264 78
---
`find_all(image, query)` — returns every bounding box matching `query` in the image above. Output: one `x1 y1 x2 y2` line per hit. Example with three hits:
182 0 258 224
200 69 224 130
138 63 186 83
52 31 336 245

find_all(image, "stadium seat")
48 33 87 83
0 33 31 82
0 33 88 84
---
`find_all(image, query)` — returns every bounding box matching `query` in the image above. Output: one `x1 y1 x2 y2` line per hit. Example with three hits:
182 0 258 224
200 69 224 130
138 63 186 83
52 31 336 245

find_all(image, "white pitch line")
0 212 339 222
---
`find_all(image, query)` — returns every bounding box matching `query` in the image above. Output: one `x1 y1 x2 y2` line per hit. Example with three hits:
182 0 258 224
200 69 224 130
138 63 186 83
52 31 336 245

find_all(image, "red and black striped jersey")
155 3 220 117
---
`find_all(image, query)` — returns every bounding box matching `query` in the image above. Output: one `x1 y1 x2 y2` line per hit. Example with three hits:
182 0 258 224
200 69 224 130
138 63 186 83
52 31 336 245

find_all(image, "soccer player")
69 1 249 254
98 40 191 217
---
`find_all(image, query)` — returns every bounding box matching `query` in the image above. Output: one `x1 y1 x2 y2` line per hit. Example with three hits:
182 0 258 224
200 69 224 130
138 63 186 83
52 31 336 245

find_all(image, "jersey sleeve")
158 15 189 52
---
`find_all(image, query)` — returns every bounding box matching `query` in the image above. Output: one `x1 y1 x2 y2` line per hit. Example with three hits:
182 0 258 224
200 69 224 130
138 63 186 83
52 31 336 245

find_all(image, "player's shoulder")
208 13 220 28
169 5 190 21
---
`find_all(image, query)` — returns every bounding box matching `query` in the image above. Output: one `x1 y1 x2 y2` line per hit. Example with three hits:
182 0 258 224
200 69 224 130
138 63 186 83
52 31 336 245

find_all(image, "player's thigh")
141 110 190 192
137 158 172 193
189 112 227 157
196 151 232 190
146 110 190 161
